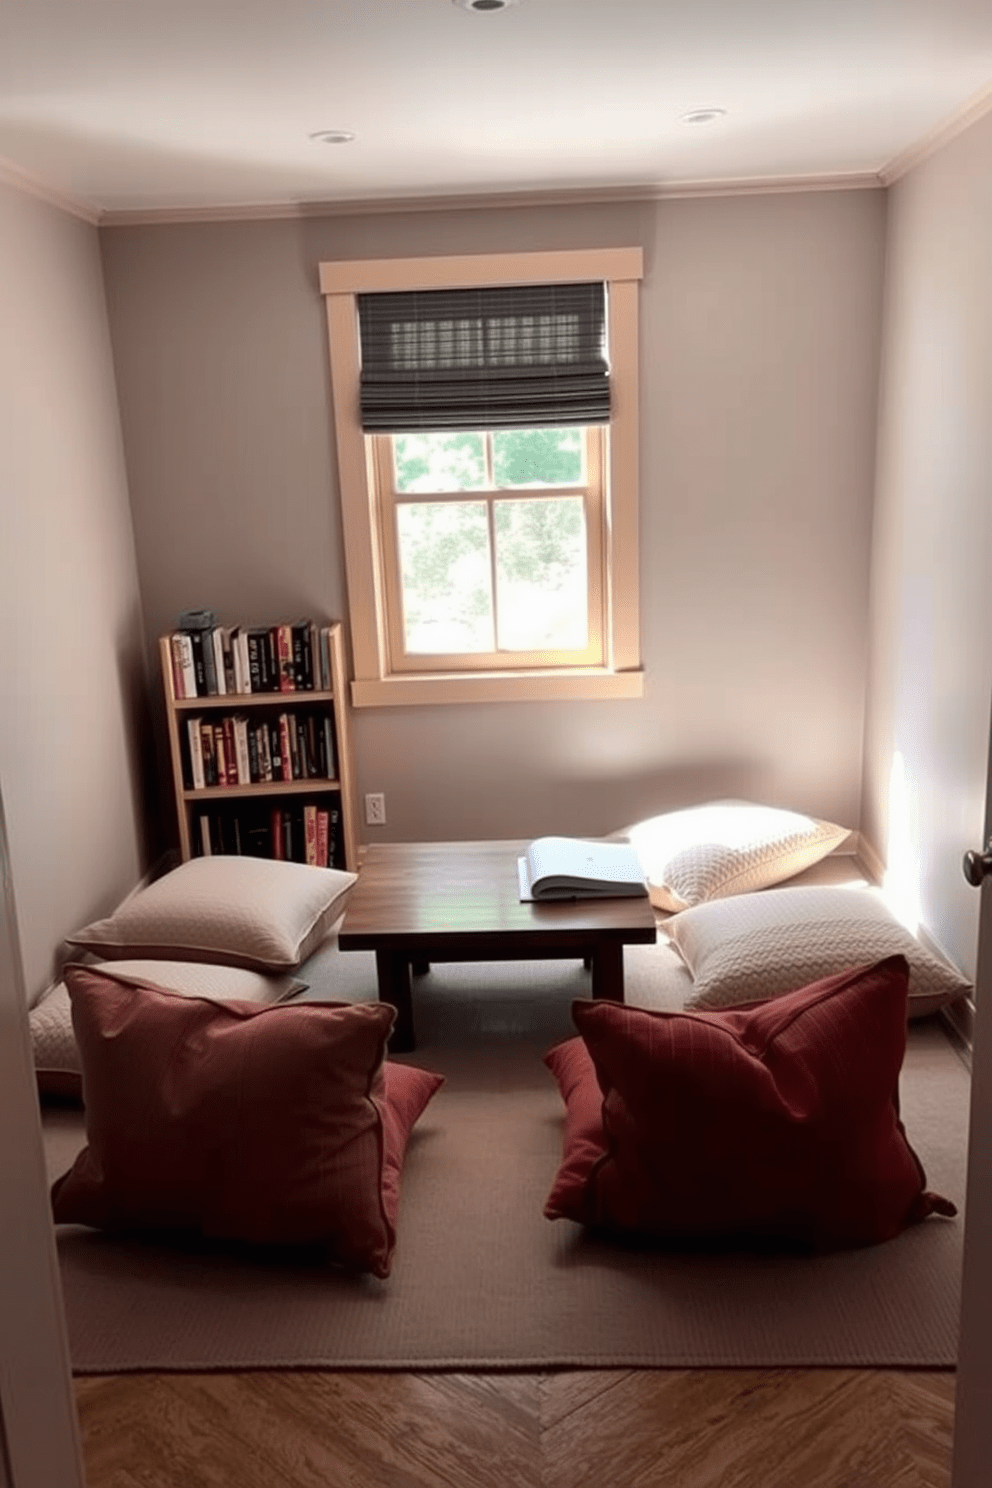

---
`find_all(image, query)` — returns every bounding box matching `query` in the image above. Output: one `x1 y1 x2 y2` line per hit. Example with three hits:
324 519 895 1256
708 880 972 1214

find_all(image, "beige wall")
862 111 992 981
101 188 886 849
0 179 151 1003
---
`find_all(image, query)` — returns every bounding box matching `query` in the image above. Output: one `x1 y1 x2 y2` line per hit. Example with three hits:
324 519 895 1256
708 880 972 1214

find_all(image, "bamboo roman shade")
357 281 609 432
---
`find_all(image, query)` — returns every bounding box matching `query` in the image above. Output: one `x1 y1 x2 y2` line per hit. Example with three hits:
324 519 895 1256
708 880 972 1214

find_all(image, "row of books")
170 618 335 699
185 709 337 791
194 802 343 867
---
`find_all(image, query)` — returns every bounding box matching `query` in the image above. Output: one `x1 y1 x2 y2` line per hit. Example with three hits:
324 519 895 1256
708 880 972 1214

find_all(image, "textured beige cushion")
75 959 307 1003
30 960 307 1099
65 857 356 972
619 801 851 912
666 885 971 1018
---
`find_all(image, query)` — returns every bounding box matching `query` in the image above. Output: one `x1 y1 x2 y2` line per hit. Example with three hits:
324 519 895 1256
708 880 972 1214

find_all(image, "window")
320 249 643 706
374 425 606 671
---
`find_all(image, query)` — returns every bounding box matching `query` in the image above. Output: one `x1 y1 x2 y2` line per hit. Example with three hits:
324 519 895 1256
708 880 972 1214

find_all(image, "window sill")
350 669 645 708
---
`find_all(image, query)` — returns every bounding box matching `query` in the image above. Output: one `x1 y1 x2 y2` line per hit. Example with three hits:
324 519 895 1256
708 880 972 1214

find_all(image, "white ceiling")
0 0 991 221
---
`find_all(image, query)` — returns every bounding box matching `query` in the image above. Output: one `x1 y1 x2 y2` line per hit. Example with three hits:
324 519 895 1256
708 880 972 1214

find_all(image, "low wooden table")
337 839 658 1051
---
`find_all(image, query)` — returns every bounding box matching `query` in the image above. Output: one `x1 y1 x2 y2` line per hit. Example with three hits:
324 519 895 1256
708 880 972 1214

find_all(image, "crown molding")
0 155 99 225
5 73 992 230
881 79 992 185
96 171 883 227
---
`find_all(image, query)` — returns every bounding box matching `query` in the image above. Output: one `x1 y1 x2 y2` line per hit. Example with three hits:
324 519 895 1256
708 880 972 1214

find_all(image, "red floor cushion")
51 967 442 1277
544 955 955 1250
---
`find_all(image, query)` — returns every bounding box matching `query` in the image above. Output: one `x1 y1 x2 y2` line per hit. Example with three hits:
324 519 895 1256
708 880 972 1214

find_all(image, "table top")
338 839 658 949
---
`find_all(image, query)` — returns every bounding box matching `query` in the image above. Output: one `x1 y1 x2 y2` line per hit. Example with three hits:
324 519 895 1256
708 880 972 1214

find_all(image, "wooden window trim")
374 427 606 673
321 249 644 707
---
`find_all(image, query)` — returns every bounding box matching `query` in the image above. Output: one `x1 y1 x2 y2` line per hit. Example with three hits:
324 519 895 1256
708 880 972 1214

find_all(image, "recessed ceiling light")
681 108 727 126
309 129 356 145
453 0 519 13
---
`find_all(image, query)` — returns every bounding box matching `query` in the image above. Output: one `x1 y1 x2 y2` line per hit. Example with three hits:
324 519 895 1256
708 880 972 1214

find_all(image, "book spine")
187 630 208 696
234 629 250 693
290 715 304 779
278 714 293 782
268 720 283 779
319 627 331 692
198 629 218 695
276 624 296 692
244 812 270 859
304 803 318 866
257 724 272 782
316 808 329 868
170 634 185 699
297 622 314 690
246 723 260 783
294 715 306 778
303 715 319 778
186 717 205 791
214 722 229 787
245 631 261 692
270 807 284 859
291 623 309 690
171 633 196 699
211 628 227 695
198 814 213 856
200 722 217 786
264 630 279 690
247 629 275 692
322 716 337 779
220 628 235 694
329 806 341 869
282 809 294 861
308 622 320 692
233 715 251 786
224 717 239 784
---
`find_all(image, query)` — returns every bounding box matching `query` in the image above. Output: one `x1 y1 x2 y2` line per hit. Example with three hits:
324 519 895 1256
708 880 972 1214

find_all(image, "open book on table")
517 836 648 902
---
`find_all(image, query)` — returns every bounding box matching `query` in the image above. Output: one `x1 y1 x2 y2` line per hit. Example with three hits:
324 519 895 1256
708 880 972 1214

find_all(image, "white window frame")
319 248 644 707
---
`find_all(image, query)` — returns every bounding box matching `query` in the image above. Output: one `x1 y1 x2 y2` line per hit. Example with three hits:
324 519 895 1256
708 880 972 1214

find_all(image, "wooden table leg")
590 941 625 1003
375 950 416 1052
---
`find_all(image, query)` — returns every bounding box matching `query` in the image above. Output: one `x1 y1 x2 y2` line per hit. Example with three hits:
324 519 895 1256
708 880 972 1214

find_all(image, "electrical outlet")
365 792 386 826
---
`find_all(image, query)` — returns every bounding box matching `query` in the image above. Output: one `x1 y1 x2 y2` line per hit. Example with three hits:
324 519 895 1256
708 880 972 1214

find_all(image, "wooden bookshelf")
159 621 358 870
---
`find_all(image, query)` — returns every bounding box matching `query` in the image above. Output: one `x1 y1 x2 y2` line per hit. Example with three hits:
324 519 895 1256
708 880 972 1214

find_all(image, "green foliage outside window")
391 427 589 654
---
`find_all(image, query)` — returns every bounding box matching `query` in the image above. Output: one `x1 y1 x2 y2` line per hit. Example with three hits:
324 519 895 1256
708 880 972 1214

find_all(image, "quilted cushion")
65 856 356 972
666 884 971 1017
544 956 955 1250
618 800 850 912
50 967 442 1277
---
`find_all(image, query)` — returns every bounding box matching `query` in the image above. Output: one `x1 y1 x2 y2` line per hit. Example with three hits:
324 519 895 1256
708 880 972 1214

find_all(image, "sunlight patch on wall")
883 750 922 935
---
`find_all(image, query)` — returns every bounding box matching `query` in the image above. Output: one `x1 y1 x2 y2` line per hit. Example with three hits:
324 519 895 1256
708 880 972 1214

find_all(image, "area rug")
42 960 969 1374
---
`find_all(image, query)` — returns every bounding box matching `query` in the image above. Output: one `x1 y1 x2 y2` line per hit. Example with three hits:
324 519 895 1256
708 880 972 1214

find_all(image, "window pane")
494 498 587 650
492 427 584 488
397 502 494 653
392 431 486 492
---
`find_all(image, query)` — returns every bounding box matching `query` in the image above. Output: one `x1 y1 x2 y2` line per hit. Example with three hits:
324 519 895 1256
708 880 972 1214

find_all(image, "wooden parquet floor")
74 1367 956 1488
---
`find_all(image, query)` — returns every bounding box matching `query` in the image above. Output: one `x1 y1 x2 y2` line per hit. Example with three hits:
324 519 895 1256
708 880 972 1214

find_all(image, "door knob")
963 842 992 886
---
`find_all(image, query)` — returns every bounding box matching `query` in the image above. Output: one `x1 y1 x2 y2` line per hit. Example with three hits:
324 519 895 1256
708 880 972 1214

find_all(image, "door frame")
0 784 86 1488
950 720 992 1486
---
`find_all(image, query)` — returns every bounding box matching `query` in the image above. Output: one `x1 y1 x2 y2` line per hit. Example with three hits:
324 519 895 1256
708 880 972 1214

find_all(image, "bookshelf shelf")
180 779 345 803
159 621 358 870
171 690 335 712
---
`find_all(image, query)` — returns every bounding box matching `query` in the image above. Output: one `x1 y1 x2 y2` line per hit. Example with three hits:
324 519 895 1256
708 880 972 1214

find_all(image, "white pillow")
619 800 850 912
30 960 308 1099
65 856 357 972
665 884 971 1018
